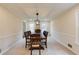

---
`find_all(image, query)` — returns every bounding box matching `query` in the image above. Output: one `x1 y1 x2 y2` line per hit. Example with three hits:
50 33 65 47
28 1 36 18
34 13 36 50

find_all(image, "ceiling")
0 3 76 21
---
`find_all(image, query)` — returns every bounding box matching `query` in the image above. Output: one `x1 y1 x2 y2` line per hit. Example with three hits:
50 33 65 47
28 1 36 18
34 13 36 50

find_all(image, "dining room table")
29 31 45 50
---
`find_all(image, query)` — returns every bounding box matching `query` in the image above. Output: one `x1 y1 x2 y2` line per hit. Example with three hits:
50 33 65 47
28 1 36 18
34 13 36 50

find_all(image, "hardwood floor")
3 36 75 55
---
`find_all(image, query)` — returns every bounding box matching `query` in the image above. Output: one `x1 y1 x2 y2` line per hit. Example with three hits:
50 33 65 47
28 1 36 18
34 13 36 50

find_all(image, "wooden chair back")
30 34 41 55
30 34 40 44
43 31 48 38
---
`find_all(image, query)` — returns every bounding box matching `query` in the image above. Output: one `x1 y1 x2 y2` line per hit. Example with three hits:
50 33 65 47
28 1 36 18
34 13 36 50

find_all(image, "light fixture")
35 12 40 24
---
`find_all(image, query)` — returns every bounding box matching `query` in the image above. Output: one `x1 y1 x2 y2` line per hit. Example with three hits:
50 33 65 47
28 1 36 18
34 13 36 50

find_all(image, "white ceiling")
0 3 76 21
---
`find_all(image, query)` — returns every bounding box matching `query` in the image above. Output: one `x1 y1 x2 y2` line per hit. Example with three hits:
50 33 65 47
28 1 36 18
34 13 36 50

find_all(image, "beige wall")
0 6 22 54
52 4 79 54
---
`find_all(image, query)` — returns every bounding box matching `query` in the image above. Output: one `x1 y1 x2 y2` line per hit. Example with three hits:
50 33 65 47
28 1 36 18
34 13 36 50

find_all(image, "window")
29 22 35 33
25 21 35 33
40 22 49 33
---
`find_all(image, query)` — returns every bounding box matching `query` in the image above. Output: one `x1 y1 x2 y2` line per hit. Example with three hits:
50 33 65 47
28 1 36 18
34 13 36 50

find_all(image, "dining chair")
29 34 43 55
42 31 48 48
24 31 31 48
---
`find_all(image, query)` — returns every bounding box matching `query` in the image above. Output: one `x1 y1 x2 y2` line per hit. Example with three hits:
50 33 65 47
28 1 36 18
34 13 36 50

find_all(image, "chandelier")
35 12 40 24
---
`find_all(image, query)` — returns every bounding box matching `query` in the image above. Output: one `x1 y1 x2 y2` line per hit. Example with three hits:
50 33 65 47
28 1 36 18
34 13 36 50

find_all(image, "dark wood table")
31 32 46 39
29 32 45 50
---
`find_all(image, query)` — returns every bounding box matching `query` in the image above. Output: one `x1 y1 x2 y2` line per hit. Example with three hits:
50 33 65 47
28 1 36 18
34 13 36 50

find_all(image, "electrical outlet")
68 43 72 48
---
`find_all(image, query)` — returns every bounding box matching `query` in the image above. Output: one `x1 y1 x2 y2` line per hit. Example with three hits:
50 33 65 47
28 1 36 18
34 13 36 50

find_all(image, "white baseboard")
0 39 19 55
53 37 78 55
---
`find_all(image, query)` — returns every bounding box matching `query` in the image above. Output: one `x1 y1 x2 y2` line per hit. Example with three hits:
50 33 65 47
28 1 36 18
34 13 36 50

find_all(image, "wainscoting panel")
0 32 22 54
52 31 79 54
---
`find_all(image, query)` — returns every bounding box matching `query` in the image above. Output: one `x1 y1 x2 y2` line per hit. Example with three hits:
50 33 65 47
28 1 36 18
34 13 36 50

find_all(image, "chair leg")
45 42 47 48
25 44 27 48
31 49 32 55
46 44 47 48
39 50 41 55
25 39 27 48
39 46 41 55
